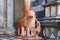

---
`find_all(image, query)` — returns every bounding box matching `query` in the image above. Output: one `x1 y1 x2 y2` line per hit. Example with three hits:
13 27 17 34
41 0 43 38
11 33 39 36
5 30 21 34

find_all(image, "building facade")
0 0 7 28
0 0 27 36
31 0 45 18
40 0 60 39
31 0 60 39
0 0 31 36
0 0 18 36
0 0 60 39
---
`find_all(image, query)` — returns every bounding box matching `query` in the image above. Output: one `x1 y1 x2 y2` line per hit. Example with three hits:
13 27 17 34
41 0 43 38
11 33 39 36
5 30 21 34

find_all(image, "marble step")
14 36 44 40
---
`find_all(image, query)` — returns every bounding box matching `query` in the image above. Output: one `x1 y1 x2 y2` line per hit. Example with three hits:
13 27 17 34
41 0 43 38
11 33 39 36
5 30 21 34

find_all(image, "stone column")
24 0 31 16
0 0 5 27
7 0 15 36
4 0 7 28
7 0 13 27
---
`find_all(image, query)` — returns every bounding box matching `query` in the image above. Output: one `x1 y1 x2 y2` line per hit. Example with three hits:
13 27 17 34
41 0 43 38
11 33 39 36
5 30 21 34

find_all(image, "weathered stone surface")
24 36 44 40
14 36 44 40
14 0 24 24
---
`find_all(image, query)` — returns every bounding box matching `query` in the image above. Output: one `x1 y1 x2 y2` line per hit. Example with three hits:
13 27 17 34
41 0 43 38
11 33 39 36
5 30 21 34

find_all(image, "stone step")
14 36 44 40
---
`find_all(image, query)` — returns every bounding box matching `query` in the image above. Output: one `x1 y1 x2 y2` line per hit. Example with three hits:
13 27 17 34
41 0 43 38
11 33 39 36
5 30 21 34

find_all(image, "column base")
0 27 15 36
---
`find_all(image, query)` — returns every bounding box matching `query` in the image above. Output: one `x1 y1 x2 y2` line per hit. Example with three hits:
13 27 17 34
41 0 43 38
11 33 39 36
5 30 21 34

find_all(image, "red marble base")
14 36 44 40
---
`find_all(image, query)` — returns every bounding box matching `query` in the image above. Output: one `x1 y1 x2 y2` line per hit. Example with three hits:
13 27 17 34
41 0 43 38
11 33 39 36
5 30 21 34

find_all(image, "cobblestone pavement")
0 37 23 40
0 34 23 40
0 34 44 40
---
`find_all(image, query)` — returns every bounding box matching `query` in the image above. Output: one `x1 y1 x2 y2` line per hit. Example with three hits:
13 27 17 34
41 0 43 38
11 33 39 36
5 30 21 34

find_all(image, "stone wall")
14 0 24 25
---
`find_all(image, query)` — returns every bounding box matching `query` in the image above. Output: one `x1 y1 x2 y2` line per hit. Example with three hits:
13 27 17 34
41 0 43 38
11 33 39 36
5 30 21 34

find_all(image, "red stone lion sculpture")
18 10 41 37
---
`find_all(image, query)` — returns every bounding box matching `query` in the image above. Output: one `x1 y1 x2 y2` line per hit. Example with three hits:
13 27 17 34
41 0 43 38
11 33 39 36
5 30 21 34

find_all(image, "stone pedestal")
24 36 43 40
14 36 44 40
